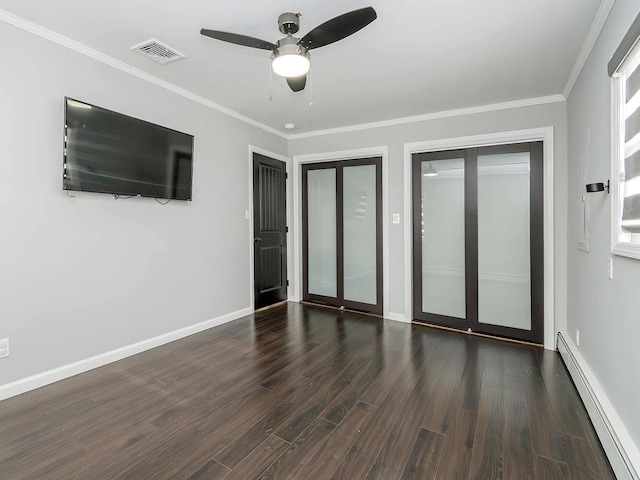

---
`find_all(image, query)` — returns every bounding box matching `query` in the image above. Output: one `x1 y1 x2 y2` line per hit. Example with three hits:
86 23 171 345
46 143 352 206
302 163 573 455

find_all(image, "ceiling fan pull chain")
309 65 313 108
268 60 273 102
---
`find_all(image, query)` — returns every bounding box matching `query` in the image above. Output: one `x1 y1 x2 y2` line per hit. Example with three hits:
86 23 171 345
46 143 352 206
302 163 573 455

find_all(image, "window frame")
610 15 640 260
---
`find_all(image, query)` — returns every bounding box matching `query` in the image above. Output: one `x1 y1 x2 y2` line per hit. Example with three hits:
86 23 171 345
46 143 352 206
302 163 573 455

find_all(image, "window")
611 13 640 259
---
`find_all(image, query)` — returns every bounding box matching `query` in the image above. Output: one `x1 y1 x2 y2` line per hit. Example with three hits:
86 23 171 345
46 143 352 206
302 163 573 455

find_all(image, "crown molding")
0 9 287 139
562 0 616 99
286 95 566 140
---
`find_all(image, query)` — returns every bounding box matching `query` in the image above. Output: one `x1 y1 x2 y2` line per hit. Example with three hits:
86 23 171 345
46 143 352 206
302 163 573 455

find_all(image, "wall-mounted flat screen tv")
63 97 194 200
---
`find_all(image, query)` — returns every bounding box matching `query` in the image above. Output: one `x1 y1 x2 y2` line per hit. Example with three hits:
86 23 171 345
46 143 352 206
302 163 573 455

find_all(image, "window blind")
609 12 640 234
622 46 640 233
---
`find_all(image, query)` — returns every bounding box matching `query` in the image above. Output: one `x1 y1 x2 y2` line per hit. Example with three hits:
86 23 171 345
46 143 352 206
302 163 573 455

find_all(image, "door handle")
254 237 262 243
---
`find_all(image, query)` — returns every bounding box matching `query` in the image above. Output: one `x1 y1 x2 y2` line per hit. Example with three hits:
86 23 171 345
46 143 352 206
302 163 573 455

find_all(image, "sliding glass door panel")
307 169 337 298
343 165 377 305
477 152 531 330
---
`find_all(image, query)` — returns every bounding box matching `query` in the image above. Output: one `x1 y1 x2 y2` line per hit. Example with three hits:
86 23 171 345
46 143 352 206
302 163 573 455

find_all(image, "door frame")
302 157 383 315
404 127 556 350
292 146 392 320
248 146 291 312
411 142 544 344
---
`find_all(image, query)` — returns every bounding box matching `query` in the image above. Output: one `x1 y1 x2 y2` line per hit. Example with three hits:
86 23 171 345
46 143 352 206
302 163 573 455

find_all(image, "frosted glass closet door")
477 152 531 330
343 165 377 305
307 169 337 298
421 158 466 319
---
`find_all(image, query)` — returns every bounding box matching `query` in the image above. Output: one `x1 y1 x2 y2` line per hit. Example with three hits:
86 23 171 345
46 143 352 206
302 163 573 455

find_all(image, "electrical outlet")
0 338 9 359
576 330 580 346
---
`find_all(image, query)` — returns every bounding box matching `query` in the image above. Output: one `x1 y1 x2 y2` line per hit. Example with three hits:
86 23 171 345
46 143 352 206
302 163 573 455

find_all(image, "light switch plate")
0 338 9 359
392 213 400 224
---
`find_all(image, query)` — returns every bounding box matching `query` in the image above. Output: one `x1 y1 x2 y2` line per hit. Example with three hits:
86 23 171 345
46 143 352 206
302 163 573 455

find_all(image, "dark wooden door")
253 153 287 310
412 142 544 344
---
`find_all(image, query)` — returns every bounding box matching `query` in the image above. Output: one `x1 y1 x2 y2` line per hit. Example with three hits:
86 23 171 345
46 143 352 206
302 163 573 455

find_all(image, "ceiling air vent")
130 38 185 65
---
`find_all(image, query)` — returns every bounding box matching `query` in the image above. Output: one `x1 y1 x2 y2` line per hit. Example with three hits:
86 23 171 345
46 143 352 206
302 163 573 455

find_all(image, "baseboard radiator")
557 331 640 480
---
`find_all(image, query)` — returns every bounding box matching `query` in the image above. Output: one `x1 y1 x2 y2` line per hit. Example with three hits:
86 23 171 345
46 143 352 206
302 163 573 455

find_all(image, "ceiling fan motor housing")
276 35 307 54
278 12 300 35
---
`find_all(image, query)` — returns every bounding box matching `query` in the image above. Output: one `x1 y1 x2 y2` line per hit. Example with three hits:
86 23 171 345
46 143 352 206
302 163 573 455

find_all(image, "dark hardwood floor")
0 302 615 479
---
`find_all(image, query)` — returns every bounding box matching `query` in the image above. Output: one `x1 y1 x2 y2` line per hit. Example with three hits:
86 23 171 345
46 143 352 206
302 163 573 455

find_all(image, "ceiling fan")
200 7 377 92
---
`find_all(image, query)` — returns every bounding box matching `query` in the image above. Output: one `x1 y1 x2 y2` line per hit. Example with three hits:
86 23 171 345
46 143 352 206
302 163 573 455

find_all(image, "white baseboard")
0 307 252 402
386 312 410 323
557 331 640 480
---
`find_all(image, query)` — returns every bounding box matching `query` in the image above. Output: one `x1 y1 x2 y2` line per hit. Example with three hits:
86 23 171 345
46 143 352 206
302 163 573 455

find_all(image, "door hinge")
285 172 288 179
286 280 289 286
286 226 289 233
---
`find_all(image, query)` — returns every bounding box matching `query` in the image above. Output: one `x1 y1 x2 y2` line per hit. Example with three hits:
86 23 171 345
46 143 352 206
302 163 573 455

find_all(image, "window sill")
612 241 640 260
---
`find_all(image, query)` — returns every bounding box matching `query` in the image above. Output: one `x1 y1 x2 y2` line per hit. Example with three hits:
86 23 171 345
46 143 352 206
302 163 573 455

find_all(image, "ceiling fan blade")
299 7 377 50
286 74 307 92
200 29 276 51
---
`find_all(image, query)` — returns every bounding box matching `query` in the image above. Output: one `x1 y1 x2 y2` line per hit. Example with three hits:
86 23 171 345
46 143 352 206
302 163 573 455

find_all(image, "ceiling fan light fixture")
272 44 310 77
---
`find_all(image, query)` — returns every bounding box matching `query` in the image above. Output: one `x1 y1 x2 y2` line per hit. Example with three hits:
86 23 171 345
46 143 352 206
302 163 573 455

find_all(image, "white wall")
289 102 568 334
566 0 640 453
0 21 286 387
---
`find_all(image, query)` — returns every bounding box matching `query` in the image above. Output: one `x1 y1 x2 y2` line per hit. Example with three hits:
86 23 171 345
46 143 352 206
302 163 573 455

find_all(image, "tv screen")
63 97 194 200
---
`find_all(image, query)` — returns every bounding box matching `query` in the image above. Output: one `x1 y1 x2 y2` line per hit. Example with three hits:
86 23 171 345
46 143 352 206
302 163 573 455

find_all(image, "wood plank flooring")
0 302 615 479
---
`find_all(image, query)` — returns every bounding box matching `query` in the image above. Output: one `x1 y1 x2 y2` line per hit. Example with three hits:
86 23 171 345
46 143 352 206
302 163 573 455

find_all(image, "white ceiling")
0 0 602 135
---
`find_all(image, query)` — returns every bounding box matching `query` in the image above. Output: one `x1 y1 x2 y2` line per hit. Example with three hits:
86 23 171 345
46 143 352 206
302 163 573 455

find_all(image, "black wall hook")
586 180 609 194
